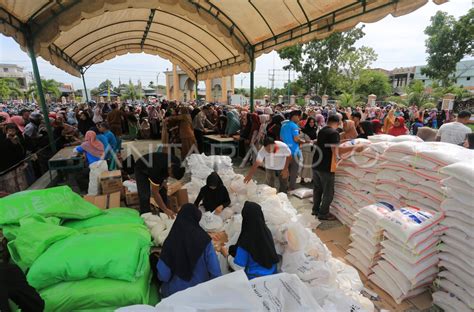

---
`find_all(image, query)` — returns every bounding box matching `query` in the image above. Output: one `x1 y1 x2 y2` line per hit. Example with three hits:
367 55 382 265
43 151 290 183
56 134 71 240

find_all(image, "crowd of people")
0 99 473 194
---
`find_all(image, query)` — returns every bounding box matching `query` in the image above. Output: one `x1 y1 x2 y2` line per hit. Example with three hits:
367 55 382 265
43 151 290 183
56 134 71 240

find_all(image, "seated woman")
157 204 222 297
194 172 231 214
221 201 279 279
74 130 104 166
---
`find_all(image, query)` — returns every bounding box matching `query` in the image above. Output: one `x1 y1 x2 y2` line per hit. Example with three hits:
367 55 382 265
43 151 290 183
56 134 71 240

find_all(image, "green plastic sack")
0 186 103 225
1 216 62 241
7 216 78 271
40 259 158 311
63 208 143 230
78 223 151 242
27 230 151 289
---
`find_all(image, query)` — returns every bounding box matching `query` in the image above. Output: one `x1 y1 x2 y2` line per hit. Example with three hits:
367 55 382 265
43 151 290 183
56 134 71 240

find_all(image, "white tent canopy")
0 0 446 79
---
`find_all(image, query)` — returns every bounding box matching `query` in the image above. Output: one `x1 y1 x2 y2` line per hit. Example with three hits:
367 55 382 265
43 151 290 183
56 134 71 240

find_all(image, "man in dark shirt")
133 152 185 216
312 115 363 220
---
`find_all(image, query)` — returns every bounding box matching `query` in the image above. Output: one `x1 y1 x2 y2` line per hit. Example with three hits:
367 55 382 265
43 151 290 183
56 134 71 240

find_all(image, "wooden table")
48 146 83 182
203 134 239 156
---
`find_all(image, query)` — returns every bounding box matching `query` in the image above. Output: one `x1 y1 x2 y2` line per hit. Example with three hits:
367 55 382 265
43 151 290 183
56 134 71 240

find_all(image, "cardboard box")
150 188 189 213
167 180 183 196
125 188 140 206
84 192 121 209
100 170 122 194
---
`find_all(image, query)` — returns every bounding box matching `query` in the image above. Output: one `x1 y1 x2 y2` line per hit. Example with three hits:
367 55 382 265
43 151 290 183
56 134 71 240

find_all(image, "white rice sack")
375 169 400 182
443 186 474 207
290 187 313 199
438 271 474 299
250 273 325 312
441 160 474 187
391 135 423 143
441 217 474 238
281 250 333 286
441 198 474 214
439 258 474 290
377 207 443 244
368 134 394 142
433 291 471 312
285 222 309 252
199 212 224 232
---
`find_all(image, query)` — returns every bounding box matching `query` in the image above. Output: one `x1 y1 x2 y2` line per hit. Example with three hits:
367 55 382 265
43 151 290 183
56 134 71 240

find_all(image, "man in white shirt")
436 111 472 145
244 137 291 193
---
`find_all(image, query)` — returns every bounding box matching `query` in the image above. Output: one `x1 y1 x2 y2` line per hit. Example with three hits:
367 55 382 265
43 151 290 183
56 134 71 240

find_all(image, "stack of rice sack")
432 161 474 312
345 202 395 276
183 154 374 311
332 139 392 226
0 186 155 311
369 207 444 304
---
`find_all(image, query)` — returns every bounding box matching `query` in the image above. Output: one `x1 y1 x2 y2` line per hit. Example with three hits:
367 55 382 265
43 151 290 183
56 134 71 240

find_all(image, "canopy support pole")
80 68 89 102
195 71 198 101
27 34 56 153
249 47 255 112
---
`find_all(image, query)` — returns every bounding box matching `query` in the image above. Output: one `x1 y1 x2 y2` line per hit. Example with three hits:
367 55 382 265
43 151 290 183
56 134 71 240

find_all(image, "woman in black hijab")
77 111 95 136
157 203 222 297
221 201 279 279
194 172 231 214
301 116 318 141
266 114 284 141
357 120 375 139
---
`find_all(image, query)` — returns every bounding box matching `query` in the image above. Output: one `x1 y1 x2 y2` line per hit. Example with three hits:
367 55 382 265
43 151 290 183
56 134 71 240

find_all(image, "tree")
338 92 359 108
0 78 21 99
355 70 391 99
421 9 474 86
98 79 113 91
278 26 376 96
27 79 61 102
254 86 269 99
123 79 137 101
405 80 430 107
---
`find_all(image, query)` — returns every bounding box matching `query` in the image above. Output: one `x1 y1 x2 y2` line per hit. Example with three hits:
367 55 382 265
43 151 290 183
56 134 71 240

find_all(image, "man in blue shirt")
279 110 306 190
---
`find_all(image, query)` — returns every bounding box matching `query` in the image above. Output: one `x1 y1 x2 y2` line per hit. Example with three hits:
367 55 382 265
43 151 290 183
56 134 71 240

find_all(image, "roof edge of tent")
1 0 447 82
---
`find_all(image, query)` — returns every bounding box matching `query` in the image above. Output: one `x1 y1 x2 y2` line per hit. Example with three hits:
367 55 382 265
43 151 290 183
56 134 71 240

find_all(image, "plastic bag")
155 270 262 312
199 212 224 232
290 188 314 199
88 160 109 195
0 186 103 225
64 208 143 230
250 273 324 311
123 180 138 193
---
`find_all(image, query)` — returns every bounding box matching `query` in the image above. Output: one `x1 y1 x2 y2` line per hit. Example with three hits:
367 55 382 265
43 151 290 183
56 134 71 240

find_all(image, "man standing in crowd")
192 105 215 153
244 137 291 193
106 103 123 137
436 110 472 145
312 114 364 221
280 110 306 190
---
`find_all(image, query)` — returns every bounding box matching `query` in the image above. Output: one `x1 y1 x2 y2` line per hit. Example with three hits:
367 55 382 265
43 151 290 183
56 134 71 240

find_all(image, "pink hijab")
0 112 11 124
10 116 25 133
81 131 104 158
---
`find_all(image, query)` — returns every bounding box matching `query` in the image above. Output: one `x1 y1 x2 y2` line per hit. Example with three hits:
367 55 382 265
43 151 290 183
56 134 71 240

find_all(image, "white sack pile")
432 161 474 312
141 213 175 246
182 154 373 311
369 207 444 304
332 140 473 226
345 202 395 276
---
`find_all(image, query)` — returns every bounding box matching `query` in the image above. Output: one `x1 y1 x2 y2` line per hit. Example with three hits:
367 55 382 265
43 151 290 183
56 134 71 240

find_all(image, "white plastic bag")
88 160 108 195
290 188 313 199
199 211 224 232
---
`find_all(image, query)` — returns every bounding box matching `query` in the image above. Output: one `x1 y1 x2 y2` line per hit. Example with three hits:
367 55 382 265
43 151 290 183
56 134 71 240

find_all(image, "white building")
0 64 33 92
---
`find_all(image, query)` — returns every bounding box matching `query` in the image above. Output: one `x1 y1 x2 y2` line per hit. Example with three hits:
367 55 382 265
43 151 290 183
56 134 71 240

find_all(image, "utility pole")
156 72 160 99
287 68 291 105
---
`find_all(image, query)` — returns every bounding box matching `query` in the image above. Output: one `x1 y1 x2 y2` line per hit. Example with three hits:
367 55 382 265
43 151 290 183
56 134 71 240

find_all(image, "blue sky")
0 0 471 90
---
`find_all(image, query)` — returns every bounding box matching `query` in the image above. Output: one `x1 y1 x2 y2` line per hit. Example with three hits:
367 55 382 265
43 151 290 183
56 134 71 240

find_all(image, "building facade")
0 64 33 91
414 60 474 91
165 64 234 103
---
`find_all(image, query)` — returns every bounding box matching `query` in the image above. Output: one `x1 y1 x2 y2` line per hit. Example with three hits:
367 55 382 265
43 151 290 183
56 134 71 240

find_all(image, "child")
194 172 230 214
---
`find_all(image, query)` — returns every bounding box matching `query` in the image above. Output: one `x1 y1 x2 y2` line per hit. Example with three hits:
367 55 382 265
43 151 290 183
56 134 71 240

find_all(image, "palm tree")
338 92 359 108
27 79 61 103
405 80 429 107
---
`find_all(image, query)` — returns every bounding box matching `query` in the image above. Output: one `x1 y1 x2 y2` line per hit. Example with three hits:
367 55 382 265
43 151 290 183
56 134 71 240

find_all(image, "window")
467 77 471 81
3 68 8 72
